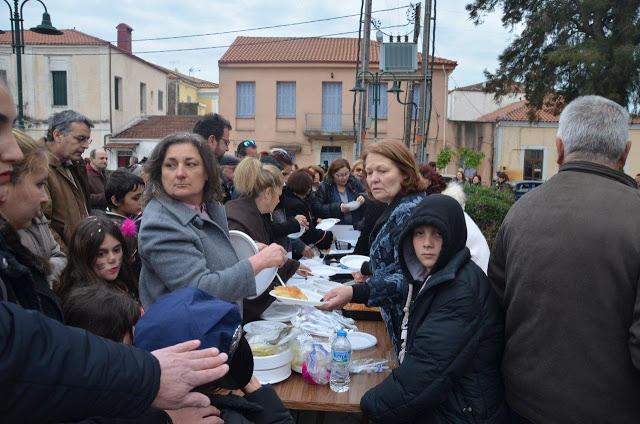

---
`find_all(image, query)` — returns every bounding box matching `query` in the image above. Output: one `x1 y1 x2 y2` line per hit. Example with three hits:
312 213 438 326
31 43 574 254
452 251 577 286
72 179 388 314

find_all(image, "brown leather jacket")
86 163 107 211
42 148 90 254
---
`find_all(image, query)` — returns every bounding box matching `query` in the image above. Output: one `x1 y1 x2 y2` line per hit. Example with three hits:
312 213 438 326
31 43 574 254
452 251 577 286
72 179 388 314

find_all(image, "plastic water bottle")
330 329 351 393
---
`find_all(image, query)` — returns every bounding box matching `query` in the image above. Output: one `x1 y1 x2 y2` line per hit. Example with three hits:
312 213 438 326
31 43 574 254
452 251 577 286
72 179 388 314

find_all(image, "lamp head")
30 13 63 36
387 80 403 94
350 80 366 93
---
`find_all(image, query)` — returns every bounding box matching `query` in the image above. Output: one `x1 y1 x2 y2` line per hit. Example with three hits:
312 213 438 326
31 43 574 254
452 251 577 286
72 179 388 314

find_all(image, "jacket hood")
398 194 467 281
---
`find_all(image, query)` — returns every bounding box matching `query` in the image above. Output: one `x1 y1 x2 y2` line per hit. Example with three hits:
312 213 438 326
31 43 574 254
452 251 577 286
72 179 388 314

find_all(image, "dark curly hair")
419 164 447 195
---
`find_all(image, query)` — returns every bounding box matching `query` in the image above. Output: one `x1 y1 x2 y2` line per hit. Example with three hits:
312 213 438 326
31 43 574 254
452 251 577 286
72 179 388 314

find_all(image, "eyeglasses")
220 138 231 147
241 140 256 147
73 135 92 145
335 172 350 179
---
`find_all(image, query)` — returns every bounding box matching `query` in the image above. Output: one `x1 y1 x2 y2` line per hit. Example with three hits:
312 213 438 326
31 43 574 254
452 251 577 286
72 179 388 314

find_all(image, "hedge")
465 185 514 247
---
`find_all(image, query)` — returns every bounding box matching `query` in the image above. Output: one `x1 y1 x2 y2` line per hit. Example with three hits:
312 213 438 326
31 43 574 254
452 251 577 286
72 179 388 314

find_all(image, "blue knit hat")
134 287 253 390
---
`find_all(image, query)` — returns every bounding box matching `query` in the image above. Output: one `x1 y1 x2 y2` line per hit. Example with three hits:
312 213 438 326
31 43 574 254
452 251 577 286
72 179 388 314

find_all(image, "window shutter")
277 82 296 118
52 71 67 106
237 82 255 117
368 83 388 118
412 83 431 119
114 77 120 110
158 90 163 110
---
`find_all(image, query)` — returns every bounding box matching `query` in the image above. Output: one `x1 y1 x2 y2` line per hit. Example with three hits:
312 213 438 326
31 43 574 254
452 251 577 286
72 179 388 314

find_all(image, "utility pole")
417 0 432 162
356 0 373 159
403 3 420 148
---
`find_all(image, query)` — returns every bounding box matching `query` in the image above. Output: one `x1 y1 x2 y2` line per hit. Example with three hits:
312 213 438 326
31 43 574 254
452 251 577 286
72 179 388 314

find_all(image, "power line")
18 24 410 56
107 5 412 43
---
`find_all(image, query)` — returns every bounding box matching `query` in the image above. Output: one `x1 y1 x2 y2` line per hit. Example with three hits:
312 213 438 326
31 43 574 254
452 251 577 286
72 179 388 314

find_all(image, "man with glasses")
237 139 258 160
42 110 93 253
193 113 232 161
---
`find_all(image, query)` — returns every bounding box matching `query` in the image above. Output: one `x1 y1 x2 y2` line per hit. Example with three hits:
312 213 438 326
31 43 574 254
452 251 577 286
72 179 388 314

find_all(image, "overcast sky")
20 0 517 89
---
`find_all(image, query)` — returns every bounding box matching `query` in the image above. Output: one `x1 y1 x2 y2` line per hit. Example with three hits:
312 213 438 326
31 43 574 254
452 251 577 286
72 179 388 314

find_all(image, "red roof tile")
478 99 640 124
454 81 525 93
112 116 200 139
0 29 108 46
219 37 457 67
160 66 219 88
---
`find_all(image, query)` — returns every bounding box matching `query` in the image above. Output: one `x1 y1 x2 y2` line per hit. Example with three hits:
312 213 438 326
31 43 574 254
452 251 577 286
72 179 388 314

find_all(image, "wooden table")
272 319 395 413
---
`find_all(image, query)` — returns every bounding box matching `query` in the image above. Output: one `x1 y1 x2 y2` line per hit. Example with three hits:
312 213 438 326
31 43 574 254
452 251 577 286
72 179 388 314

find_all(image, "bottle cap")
337 329 347 337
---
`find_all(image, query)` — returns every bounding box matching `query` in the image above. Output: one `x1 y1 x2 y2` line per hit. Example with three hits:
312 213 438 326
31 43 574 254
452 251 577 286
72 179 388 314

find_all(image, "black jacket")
360 194 506 424
0 302 161 423
0 215 62 322
281 187 332 250
311 175 365 220
209 385 294 424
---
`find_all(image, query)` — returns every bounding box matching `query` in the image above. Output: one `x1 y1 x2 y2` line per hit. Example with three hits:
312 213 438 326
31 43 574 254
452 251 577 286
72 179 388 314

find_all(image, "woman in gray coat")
138 132 288 311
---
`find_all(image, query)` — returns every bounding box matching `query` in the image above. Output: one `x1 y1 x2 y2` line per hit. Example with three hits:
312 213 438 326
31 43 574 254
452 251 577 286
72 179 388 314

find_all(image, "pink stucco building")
218 36 457 167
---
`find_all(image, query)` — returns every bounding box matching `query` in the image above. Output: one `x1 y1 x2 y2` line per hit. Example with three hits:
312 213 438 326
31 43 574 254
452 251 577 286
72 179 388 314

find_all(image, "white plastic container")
253 349 293 385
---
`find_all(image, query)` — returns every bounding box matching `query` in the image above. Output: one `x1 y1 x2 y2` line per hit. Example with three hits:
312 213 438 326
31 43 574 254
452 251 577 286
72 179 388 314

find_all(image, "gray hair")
557 95 629 164
46 110 94 142
129 156 139 165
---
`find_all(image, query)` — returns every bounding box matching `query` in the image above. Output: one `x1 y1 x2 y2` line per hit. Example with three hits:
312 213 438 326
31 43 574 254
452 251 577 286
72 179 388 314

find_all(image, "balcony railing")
304 114 355 136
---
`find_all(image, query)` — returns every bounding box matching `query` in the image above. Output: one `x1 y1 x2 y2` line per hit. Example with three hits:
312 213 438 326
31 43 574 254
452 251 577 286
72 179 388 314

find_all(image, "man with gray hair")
488 95 640 423
42 109 94 253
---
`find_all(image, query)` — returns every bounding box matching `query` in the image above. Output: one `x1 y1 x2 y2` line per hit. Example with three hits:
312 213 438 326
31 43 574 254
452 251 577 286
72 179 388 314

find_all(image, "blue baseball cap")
134 287 253 390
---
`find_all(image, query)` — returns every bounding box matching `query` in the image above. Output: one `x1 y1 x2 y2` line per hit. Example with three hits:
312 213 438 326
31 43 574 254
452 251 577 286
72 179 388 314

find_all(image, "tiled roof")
453 81 526 93
219 36 457 67
0 29 108 46
478 99 640 124
112 115 200 139
161 66 219 89
0 30 169 74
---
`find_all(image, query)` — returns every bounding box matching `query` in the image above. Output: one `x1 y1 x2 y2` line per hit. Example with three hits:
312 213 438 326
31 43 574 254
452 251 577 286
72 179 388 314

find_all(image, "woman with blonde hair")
351 159 365 181
319 140 430 352
226 157 312 322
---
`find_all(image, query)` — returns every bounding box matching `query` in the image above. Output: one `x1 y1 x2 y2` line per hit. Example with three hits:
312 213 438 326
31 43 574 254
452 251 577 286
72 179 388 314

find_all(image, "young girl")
360 194 506 423
56 217 139 307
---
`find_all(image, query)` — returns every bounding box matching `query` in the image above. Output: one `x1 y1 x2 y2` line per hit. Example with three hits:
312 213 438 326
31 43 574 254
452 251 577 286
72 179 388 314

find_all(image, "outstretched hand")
151 340 229 410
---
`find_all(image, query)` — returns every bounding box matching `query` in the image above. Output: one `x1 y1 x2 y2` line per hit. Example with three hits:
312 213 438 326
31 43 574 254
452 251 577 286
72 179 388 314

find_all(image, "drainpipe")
442 64 448 168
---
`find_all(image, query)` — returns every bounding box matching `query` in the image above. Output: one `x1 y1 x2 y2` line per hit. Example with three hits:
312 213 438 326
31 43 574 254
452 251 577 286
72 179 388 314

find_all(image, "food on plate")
344 303 380 312
274 286 308 300
249 342 277 357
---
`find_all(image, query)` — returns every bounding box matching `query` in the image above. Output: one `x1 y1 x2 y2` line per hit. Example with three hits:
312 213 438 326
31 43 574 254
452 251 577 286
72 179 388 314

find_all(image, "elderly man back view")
489 95 640 423
42 110 93 253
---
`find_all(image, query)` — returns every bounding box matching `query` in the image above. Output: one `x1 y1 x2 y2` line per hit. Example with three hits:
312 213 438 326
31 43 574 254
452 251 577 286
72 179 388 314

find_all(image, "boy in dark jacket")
360 194 506 424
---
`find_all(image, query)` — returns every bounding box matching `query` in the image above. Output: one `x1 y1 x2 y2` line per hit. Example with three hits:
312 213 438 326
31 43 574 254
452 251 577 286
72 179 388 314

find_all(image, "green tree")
466 0 640 118
436 145 454 170
456 147 485 173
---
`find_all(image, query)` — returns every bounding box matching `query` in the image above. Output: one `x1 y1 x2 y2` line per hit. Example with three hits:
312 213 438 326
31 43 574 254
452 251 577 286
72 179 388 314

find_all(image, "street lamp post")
351 71 402 144
2 0 62 129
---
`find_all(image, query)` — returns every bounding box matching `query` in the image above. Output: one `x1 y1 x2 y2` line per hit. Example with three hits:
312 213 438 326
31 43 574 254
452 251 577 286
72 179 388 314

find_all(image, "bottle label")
332 350 350 362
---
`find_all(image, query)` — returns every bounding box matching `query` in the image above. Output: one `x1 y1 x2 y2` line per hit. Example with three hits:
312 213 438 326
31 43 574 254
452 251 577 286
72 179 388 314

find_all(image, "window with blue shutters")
412 83 431 119
277 82 296 118
52 71 67 106
368 83 388 118
237 82 256 117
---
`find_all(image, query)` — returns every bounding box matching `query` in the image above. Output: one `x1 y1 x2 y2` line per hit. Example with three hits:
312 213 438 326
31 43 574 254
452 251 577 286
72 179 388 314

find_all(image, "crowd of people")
1 78 640 424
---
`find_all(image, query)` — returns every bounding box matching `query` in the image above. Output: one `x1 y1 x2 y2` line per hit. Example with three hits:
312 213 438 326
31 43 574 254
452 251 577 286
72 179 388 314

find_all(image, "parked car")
511 180 544 200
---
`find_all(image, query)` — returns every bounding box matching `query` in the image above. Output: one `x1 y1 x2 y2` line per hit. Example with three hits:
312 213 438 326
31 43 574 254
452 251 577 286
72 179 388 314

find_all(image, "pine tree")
466 0 640 119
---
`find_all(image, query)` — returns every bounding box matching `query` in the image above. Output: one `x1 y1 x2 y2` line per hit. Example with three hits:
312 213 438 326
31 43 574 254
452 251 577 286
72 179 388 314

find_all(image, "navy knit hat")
134 287 253 390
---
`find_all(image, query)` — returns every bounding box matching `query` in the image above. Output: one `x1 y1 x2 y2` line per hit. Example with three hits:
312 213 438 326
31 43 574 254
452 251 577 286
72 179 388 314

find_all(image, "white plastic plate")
243 320 287 334
339 255 370 271
287 227 306 239
346 331 377 350
260 303 301 322
316 218 340 231
346 201 361 211
269 288 328 307
308 268 337 278
229 230 277 300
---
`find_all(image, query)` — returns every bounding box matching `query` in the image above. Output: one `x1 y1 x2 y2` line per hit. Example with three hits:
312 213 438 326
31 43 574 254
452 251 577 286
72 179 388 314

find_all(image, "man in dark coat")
360 194 506 424
489 95 640 423
86 147 108 211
